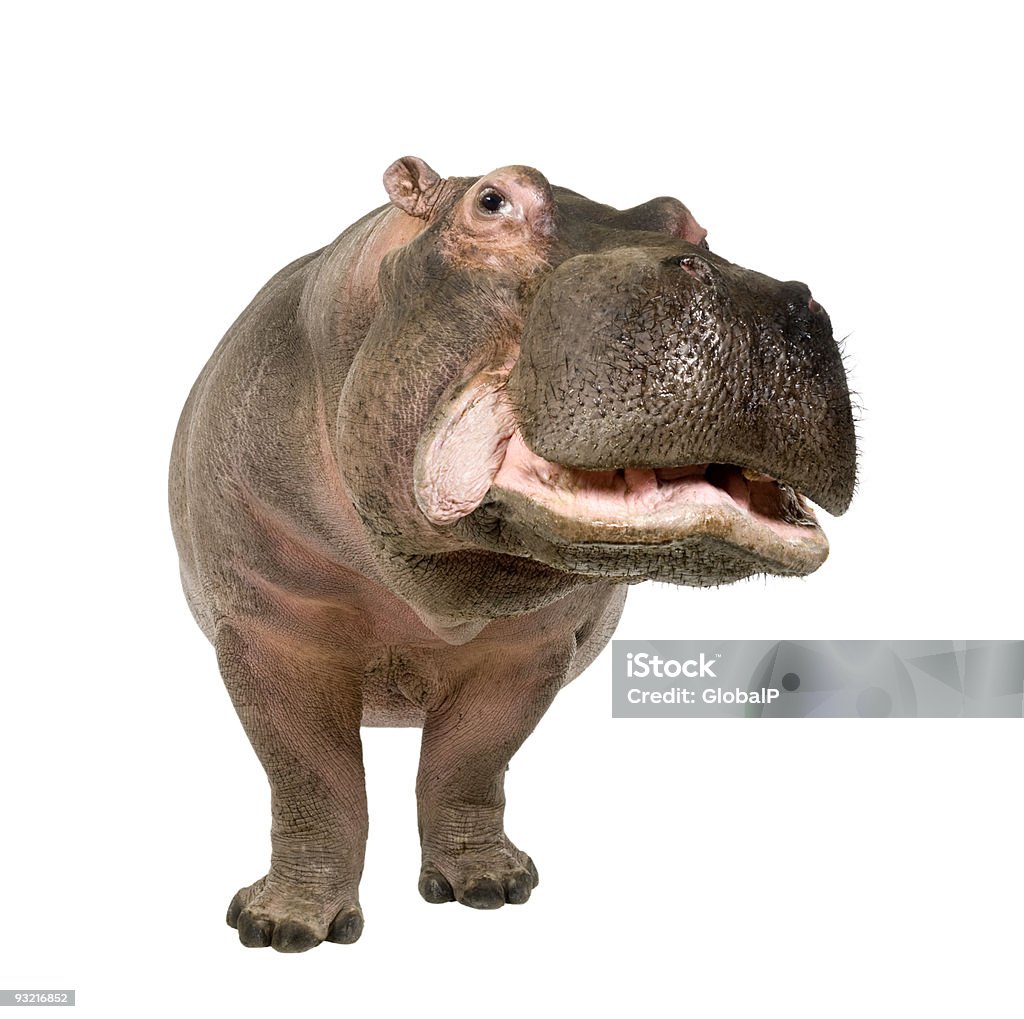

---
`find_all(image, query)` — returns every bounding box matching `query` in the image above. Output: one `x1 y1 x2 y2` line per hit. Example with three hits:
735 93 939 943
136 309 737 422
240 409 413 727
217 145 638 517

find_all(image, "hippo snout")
504 244 856 518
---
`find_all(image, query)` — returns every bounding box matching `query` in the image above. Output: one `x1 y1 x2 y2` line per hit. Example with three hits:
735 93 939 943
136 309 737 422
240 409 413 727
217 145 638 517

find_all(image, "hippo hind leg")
215 622 367 951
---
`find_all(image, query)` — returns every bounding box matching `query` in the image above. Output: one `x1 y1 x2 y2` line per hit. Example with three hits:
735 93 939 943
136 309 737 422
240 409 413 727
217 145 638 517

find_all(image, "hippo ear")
384 156 444 219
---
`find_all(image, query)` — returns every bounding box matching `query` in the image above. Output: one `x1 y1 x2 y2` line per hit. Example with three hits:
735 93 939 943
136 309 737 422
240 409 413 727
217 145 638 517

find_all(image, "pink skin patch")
414 374 826 568
441 167 555 273
672 209 708 247
414 368 517 525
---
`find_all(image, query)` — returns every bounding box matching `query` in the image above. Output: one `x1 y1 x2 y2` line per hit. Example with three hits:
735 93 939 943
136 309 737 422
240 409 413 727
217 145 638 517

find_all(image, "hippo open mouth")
413 370 831 581
488 431 829 576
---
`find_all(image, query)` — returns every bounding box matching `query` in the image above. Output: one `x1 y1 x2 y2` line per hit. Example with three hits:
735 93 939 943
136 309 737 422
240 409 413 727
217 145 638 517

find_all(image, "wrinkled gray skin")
169 157 856 951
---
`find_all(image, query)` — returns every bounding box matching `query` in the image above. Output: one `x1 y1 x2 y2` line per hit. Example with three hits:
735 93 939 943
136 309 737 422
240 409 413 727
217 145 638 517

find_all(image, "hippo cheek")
413 364 518 527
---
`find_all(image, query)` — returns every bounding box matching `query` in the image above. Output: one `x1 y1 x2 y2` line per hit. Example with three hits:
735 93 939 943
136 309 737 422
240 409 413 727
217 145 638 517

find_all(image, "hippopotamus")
168 156 856 952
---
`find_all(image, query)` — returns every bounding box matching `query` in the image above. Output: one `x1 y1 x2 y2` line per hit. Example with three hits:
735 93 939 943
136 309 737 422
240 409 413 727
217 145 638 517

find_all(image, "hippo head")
337 157 856 634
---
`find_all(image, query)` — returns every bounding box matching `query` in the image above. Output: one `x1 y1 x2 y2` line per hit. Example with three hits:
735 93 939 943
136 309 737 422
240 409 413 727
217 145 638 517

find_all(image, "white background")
2 2 1021 1016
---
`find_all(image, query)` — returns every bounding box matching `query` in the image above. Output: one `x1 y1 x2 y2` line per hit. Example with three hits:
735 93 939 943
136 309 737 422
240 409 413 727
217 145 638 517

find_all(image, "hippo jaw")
413 373 832 585
487 431 829 577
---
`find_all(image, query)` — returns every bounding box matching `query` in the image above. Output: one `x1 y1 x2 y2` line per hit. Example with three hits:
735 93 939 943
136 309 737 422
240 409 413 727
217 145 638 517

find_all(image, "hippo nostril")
783 282 817 316
677 256 713 284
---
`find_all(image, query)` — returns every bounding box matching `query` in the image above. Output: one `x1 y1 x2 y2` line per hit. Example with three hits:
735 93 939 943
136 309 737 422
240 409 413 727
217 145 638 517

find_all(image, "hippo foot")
418 837 539 909
226 875 364 951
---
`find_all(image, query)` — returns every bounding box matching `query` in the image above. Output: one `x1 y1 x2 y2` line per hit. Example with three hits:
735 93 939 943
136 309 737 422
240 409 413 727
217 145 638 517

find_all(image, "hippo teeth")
700 464 818 527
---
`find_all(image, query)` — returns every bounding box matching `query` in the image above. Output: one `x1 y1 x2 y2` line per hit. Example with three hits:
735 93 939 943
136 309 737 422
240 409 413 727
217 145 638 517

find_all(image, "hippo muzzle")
508 245 854 517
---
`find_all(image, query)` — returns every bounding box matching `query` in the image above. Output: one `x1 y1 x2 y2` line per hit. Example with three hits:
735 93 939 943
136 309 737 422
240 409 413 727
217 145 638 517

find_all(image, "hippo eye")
478 188 508 214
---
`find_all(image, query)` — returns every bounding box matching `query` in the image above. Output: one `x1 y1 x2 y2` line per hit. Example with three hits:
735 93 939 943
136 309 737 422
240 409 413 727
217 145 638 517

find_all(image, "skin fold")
168 156 856 951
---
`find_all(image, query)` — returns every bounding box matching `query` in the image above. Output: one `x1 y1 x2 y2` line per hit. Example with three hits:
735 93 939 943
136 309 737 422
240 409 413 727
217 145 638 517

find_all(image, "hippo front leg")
215 623 367 951
415 644 573 909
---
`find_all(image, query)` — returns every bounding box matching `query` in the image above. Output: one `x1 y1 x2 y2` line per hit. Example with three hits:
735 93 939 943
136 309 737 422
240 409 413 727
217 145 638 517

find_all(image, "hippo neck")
299 204 428 424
